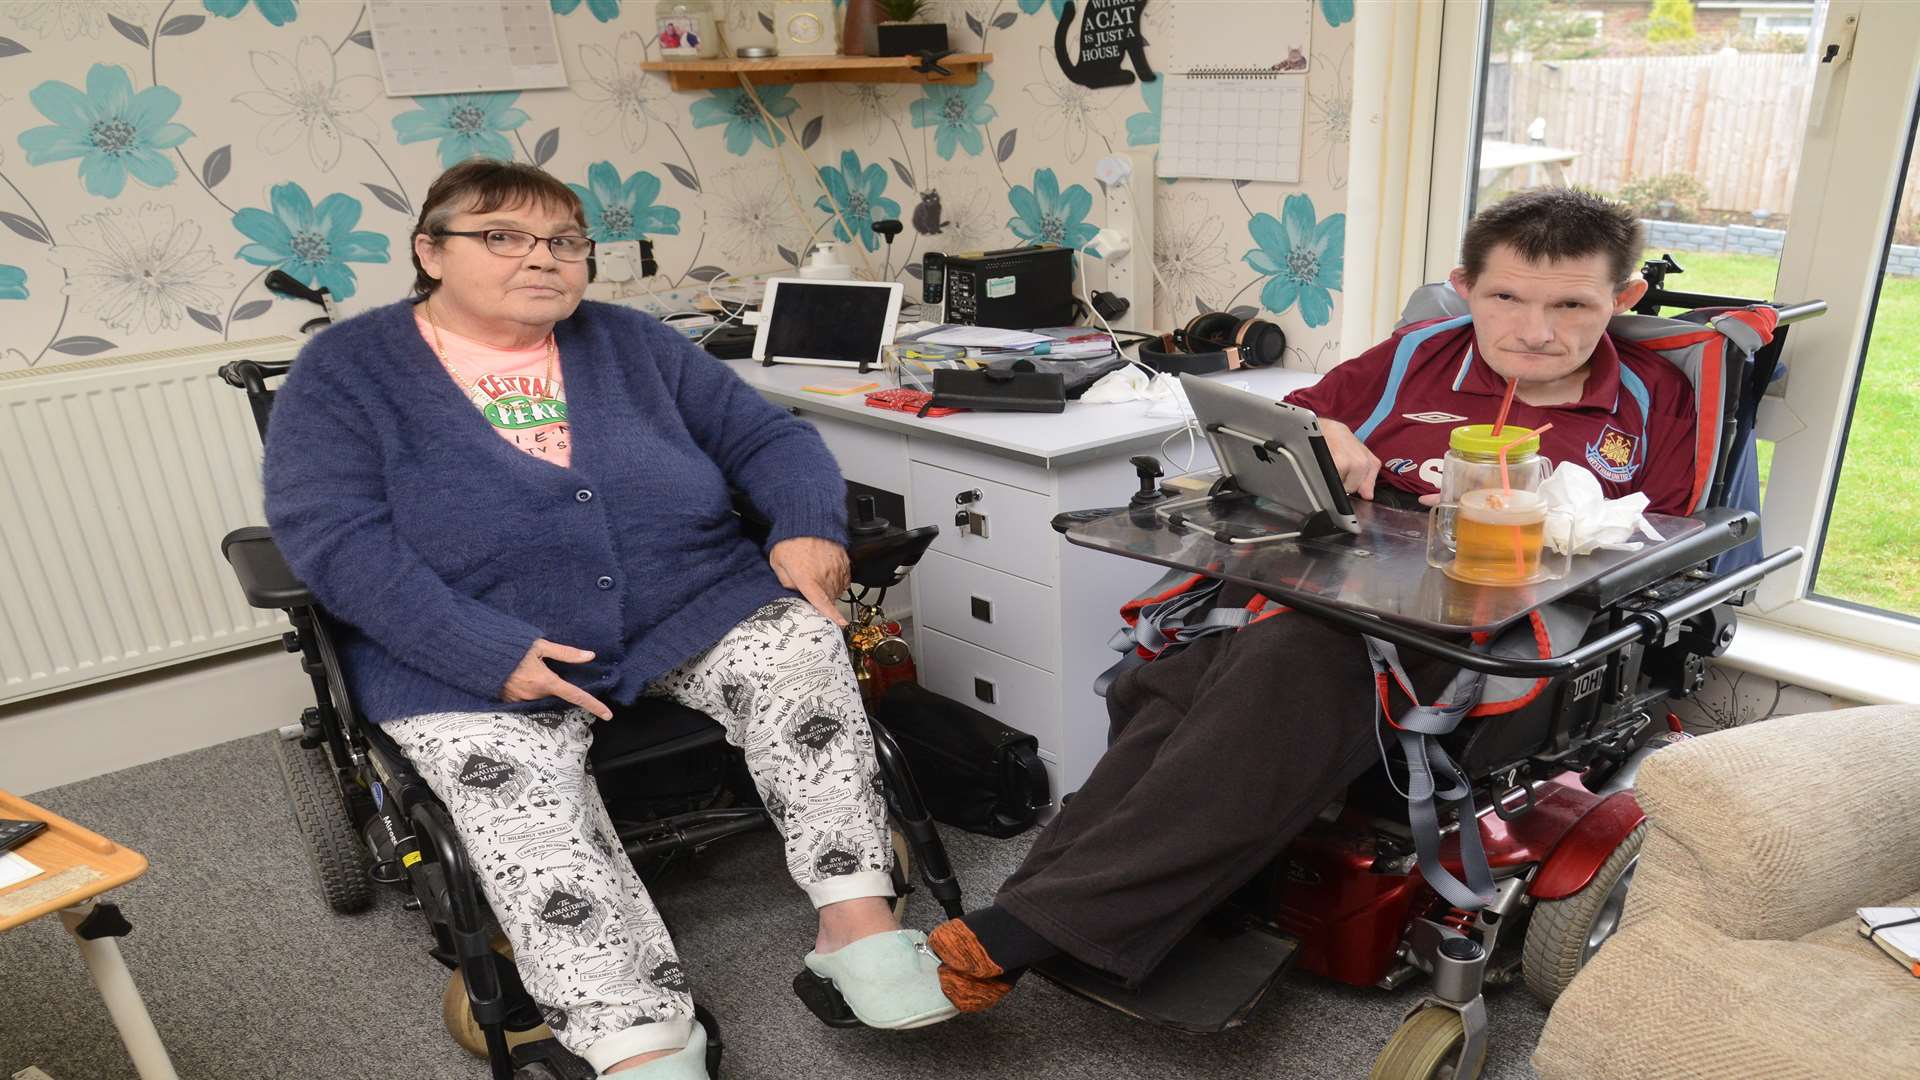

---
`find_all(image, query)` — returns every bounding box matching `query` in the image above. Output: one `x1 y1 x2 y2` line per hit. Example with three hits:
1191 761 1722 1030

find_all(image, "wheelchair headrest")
1393 284 1778 514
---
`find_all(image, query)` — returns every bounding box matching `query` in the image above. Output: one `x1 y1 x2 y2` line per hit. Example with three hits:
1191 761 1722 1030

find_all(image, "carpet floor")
0 733 1547 1079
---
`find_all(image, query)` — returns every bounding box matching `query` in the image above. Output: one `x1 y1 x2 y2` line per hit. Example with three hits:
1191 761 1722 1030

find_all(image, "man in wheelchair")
261 160 955 1079
925 189 1709 1011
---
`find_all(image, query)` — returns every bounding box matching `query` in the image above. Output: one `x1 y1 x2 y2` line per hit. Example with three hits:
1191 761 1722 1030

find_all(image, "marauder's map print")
384 597 889 1050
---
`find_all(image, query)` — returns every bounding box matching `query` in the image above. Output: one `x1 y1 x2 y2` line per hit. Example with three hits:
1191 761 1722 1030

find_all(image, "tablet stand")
1153 422 1349 545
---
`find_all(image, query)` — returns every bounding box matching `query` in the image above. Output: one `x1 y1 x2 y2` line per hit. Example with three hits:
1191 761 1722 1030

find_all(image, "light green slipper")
599 1021 709 1079
803 929 960 1030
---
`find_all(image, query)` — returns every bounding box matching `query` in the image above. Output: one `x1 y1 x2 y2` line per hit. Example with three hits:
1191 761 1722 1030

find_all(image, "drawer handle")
973 677 996 705
970 596 993 623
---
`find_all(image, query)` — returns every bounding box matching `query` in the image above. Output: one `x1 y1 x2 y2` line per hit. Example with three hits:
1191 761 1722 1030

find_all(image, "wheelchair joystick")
850 494 891 539
1129 455 1167 508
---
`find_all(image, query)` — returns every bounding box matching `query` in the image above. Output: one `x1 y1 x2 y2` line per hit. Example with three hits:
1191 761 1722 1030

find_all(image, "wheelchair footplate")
793 968 864 1028
1031 919 1298 1033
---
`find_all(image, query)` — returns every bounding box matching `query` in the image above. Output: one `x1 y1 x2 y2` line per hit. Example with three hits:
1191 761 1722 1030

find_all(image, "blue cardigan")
263 299 847 725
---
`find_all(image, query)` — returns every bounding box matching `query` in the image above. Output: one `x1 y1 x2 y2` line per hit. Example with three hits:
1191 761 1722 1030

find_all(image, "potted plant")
866 0 948 57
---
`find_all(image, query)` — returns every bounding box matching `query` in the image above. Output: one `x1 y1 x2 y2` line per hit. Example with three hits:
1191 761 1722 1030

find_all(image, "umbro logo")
1403 411 1468 424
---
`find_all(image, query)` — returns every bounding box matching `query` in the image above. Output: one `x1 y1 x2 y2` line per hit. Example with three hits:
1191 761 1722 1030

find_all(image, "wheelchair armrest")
220 526 316 610
1568 507 1758 609
849 524 939 588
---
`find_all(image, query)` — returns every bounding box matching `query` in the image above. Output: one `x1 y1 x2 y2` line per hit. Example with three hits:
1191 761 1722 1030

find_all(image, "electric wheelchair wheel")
1521 821 1646 1006
275 735 372 914
1370 1006 1486 1080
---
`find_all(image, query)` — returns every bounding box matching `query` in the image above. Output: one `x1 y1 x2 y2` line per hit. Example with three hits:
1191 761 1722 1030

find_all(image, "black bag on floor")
872 683 1051 838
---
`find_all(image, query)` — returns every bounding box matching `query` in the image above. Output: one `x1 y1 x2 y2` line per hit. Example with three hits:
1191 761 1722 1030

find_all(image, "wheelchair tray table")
1064 497 1703 636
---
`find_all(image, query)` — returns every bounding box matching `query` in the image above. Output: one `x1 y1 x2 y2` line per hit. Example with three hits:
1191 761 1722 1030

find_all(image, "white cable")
1072 245 1126 359
733 73 877 279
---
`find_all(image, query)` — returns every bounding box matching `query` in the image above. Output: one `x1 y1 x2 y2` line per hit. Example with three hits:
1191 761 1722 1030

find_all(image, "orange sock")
928 920 1016 1012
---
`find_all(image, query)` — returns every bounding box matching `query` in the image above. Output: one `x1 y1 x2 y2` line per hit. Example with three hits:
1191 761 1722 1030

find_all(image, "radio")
940 245 1076 329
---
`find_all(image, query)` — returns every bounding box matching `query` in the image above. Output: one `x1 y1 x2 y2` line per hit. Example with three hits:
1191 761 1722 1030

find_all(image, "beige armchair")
1534 703 1920 1078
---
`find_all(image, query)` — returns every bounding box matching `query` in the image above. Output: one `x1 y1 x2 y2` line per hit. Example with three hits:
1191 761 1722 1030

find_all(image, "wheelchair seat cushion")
589 698 727 771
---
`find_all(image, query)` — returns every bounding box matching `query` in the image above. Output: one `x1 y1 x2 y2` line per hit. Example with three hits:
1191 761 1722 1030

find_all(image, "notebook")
1856 907 1920 976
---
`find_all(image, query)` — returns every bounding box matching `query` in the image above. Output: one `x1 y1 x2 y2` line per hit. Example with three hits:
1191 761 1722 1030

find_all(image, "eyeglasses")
437 229 596 263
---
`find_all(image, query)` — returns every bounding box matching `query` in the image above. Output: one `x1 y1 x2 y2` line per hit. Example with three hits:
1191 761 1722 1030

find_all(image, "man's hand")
1320 419 1381 501
770 537 851 626
503 639 613 720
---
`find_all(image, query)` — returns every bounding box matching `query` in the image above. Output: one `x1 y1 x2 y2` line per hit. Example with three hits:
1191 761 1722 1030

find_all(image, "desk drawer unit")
913 550 1060 672
908 460 1058 586
917 627 1060 752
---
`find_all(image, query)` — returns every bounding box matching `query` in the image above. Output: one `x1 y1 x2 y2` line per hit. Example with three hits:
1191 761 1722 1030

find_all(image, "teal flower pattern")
1244 195 1344 328
1018 0 1068 16
0 266 27 301
205 0 300 25
1007 168 1097 250
18 64 193 198
814 150 900 253
232 182 389 300
1125 76 1161 147
570 162 680 241
393 93 529 168
688 85 798 156
910 72 998 160
550 0 621 19
1319 0 1354 28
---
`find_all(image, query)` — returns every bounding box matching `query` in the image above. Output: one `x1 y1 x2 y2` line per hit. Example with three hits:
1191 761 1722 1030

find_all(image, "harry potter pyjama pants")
386 597 893 1070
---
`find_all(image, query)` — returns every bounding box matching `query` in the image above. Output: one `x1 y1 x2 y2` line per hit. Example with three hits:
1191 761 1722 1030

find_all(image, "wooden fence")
1490 52 1920 228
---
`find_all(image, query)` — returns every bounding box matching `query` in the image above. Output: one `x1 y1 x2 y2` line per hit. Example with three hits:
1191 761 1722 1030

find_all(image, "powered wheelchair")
1038 265 1825 1080
216 359 969 1080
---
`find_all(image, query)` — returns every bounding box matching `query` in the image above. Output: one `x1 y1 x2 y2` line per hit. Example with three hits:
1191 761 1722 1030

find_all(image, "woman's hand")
1320 419 1381 501
770 537 851 626
502 639 614 720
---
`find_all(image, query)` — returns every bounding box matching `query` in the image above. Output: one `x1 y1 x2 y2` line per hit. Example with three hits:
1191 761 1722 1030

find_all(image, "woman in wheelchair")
924 189 1702 1010
262 160 954 1078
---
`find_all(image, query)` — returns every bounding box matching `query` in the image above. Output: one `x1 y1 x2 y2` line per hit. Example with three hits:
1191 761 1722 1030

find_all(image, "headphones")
1137 311 1287 376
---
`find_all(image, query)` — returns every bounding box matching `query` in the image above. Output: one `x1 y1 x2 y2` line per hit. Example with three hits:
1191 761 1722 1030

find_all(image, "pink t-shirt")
416 311 571 467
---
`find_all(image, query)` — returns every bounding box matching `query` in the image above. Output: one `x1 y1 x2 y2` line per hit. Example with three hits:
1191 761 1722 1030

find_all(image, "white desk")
729 360 1318 797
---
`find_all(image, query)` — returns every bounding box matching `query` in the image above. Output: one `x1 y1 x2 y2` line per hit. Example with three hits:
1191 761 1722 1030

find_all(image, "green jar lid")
1450 423 1539 457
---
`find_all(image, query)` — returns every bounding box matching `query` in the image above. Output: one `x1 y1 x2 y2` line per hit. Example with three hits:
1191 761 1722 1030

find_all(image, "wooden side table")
0 789 178 1080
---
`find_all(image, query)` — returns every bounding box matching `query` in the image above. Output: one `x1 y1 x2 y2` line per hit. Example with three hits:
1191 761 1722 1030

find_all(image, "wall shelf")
639 53 990 92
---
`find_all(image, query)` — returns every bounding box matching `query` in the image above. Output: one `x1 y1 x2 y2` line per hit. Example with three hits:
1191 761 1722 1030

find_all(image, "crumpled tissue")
1081 364 1174 405
1538 460 1665 555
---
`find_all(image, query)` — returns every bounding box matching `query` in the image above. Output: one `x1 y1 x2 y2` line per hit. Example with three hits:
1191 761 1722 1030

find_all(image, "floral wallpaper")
0 0 1353 373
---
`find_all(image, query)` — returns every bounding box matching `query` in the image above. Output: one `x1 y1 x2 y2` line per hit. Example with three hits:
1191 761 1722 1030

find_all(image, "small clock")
776 0 839 56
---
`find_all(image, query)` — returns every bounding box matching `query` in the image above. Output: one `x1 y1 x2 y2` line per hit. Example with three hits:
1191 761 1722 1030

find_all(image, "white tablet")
752 277 903 371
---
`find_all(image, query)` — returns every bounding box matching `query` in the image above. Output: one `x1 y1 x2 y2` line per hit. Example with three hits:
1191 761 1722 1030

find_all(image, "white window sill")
1718 617 1920 706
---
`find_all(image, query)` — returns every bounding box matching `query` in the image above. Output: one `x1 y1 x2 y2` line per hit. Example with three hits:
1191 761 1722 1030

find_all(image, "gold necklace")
422 299 556 401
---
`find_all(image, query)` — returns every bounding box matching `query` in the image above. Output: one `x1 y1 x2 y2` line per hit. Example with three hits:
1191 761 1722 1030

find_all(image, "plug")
1085 227 1131 261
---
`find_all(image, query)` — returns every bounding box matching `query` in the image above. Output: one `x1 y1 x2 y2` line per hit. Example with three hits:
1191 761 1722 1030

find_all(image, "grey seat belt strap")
1095 580 1251 695
1365 636 1499 910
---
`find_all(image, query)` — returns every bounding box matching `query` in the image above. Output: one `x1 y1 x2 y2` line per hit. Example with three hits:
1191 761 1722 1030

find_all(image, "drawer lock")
953 509 989 537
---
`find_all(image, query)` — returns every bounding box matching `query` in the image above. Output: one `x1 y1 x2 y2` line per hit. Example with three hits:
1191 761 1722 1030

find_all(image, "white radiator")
0 336 303 706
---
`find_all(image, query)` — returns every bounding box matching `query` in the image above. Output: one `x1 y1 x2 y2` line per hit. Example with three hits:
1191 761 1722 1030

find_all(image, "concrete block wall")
1641 219 1920 276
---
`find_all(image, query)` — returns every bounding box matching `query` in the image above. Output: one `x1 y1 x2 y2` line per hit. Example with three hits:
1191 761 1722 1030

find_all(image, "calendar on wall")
1153 0 1311 184
368 0 568 97
1156 73 1306 184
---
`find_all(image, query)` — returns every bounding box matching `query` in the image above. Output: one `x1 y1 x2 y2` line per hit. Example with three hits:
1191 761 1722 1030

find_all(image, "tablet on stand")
751 278 903 373
1159 374 1362 545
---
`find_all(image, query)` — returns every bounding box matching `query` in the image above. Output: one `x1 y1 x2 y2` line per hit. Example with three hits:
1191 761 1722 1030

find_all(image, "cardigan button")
576 488 593 502
596 575 615 590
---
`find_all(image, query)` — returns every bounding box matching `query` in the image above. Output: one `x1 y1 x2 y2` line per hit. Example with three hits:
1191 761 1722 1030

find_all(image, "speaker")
1137 312 1286 376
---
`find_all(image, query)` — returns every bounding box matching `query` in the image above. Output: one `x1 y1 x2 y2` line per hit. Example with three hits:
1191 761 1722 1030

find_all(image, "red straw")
1491 377 1518 436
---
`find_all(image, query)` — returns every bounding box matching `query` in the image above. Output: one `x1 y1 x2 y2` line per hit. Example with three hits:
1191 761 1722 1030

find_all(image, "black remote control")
0 817 47 853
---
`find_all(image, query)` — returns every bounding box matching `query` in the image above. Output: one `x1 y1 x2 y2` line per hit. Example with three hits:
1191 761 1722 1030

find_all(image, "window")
1432 0 1920 655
